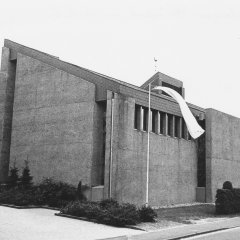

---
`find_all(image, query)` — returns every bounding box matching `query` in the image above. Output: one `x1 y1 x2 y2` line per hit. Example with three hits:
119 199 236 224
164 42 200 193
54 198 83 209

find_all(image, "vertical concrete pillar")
182 121 188 140
148 109 152 132
205 109 213 203
103 91 113 198
0 47 16 183
112 94 136 202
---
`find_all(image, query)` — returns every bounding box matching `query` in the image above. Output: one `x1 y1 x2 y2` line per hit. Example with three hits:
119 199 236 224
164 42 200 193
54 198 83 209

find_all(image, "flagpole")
146 83 151 206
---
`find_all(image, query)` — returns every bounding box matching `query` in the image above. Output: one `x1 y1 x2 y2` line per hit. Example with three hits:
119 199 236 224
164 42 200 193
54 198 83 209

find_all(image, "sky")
0 0 240 117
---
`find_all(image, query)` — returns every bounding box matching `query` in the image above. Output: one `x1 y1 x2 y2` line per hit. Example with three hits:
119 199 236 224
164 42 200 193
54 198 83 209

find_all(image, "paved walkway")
0 206 142 240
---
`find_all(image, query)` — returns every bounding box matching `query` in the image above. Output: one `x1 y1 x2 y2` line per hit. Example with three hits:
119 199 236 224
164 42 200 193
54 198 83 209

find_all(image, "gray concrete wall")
206 108 240 202
9 53 97 187
105 93 198 206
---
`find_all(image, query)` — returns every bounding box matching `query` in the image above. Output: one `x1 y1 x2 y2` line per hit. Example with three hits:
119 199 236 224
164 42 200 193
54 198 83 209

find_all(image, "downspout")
109 93 115 198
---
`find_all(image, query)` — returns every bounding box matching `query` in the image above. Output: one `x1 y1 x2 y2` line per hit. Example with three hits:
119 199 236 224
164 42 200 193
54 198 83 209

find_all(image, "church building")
0 39 240 206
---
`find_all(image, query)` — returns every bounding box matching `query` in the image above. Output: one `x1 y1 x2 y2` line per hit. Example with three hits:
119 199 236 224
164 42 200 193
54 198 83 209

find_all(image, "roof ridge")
3 39 205 113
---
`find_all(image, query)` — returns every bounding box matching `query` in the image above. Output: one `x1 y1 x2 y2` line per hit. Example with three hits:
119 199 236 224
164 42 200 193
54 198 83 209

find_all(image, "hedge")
60 199 157 227
0 178 77 207
215 188 240 214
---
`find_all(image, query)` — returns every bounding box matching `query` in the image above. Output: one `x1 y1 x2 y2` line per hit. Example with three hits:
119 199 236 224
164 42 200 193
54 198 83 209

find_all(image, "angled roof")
3 39 205 115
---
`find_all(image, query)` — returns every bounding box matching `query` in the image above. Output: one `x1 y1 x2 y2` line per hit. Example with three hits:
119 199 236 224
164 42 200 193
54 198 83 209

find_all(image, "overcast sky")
0 0 240 117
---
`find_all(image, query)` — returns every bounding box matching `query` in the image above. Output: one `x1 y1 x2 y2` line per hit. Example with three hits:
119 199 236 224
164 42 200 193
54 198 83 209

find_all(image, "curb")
0 203 60 211
98 227 237 240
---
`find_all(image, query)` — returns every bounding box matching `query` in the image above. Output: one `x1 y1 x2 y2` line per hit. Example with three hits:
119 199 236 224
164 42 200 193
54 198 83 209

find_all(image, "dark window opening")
197 128 206 187
96 101 107 185
160 112 165 134
134 105 141 130
175 116 180 138
167 114 173 136
182 119 187 139
143 107 148 131
152 110 157 133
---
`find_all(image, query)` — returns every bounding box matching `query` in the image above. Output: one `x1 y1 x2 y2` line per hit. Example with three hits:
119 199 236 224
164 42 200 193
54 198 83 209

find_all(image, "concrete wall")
206 108 240 202
9 53 98 187
105 93 198 206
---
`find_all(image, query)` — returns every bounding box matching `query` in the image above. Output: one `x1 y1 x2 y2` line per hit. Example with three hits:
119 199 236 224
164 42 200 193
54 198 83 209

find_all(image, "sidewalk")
0 206 142 240
101 217 240 240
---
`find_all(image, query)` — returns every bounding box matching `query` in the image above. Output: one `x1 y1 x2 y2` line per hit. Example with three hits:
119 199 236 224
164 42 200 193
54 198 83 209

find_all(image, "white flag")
153 86 204 139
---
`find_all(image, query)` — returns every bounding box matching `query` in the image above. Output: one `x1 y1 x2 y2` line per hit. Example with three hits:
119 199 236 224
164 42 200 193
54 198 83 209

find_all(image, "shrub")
215 187 240 214
215 189 235 214
19 160 33 188
37 178 77 207
223 181 233 190
61 200 141 227
61 201 98 217
138 205 157 222
8 162 19 188
106 203 140 226
76 181 88 201
99 198 119 209
0 187 41 206
0 178 77 208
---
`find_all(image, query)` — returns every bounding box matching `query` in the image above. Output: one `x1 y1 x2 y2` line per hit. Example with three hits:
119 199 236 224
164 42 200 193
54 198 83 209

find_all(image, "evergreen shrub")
8 162 19 188
0 178 77 208
19 160 33 188
215 181 240 214
37 178 77 207
61 199 157 227
138 205 157 222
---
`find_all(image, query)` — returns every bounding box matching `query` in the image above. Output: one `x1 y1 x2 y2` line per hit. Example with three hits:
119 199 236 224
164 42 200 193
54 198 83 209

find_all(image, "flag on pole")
153 86 204 139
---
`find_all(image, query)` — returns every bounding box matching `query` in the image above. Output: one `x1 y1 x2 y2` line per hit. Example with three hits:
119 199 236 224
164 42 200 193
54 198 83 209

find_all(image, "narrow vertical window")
175 116 180 138
152 110 157 133
168 114 174 137
160 112 167 135
134 105 141 130
182 119 186 139
143 107 148 131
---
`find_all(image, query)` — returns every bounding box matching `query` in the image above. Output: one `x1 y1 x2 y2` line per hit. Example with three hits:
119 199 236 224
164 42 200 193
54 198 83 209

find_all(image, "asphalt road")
184 227 240 240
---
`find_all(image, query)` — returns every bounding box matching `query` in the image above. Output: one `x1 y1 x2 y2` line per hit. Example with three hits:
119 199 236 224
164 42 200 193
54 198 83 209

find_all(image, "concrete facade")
103 93 197 205
0 39 239 206
9 53 100 189
205 109 240 202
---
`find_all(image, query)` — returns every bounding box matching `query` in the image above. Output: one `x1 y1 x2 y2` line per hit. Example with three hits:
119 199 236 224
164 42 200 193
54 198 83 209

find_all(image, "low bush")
0 178 77 208
0 187 42 206
19 160 33 188
222 181 233 190
138 205 157 222
215 187 240 214
61 199 157 227
37 178 77 207
99 198 119 209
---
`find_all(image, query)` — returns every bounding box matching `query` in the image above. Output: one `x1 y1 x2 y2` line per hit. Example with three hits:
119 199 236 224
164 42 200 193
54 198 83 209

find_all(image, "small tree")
20 159 33 188
8 160 19 188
